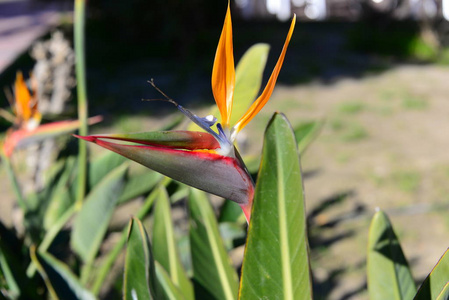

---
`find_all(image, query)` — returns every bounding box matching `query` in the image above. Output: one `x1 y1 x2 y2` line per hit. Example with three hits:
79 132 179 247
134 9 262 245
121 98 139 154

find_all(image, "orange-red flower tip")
73 134 96 142
231 14 296 136
211 3 235 128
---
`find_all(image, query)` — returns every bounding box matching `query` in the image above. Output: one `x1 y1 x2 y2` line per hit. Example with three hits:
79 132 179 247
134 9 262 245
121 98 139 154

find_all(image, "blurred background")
1 0 449 299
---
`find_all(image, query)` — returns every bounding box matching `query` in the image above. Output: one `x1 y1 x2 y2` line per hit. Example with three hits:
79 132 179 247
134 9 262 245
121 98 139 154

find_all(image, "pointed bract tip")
73 134 96 143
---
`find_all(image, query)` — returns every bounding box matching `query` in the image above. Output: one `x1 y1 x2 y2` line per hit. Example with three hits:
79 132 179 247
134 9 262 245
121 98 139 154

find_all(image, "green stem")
75 0 88 208
91 179 169 295
2 153 27 211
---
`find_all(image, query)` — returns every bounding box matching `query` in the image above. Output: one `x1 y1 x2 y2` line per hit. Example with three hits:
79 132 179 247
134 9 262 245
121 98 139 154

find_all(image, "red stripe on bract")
92 131 220 151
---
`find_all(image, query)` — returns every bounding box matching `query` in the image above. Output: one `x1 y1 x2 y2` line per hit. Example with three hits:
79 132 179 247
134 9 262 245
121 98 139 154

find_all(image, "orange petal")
211 2 235 128
232 15 296 134
14 71 32 122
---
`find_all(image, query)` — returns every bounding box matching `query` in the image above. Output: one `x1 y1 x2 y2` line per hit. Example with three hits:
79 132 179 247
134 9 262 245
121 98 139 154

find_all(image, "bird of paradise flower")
1 72 101 157
76 4 296 222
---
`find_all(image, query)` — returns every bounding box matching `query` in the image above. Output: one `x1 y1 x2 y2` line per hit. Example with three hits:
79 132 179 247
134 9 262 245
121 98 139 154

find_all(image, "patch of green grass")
401 96 428 110
374 105 395 116
329 119 369 142
337 101 365 115
329 118 345 131
336 152 351 164
341 124 369 142
437 48 449 65
391 170 421 193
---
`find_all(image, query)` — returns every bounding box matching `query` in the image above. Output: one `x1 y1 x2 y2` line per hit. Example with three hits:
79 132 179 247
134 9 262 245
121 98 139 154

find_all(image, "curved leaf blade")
88 151 127 190
294 120 324 154
118 170 162 204
239 113 312 300
155 262 186 300
71 164 128 263
367 210 416 300
153 185 194 300
436 282 449 300
415 248 449 300
189 189 239 300
123 218 157 300
31 248 95 300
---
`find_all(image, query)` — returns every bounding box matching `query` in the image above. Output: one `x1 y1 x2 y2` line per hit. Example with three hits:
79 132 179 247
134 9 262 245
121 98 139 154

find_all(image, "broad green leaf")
189 43 270 131
436 282 449 300
189 189 239 300
170 183 190 203
44 157 77 230
91 185 161 296
155 262 186 300
415 248 449 300
123 218 158 300
239 113 312 299
245 120 323 174
71 164 128 263
118 170 162 204
153 185 194 300
218 222 246 251
31 248 95 300
219 200 245 224
294 120 323 154
0 221 39 299
367 210 416 300
88 151 127 189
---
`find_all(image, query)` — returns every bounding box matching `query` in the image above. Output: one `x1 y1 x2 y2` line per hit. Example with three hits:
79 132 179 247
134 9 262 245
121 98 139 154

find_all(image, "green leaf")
0 221 39 299
189 189 239 300
155 262 186 300
153 185 194 300
88 151 127 190
118 170 162 204
0 250 20 299
31 248 95 300
218 222 246 251
436 282 449 300
239 113 312 299
367 210 416 300
91 185 162 296
44 157 77 230
415 248 449 300
294 120 323 154
189 43 270 131
244 120 323 175
71 164 128 264
123 218 158 300
219 200 245 224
